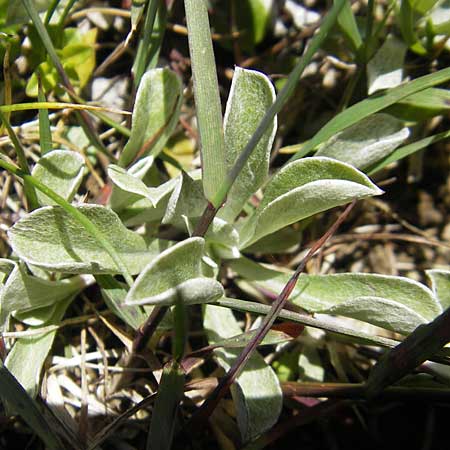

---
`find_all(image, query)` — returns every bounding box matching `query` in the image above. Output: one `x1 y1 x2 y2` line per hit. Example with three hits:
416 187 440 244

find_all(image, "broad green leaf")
205 218 240 260
426 270 450 310
386 88 450 121
204 305 283 442
411 0 440 14
212 328 296 350
239 157 382 248
108 163 176 209
298 342 325 382
231 260 442 335
5 295 72 398
315 114 410 170
146 361 184 450
242 227 301 254
218 67 276 223
125 237 215 306
291 66 450 160
0 259 86 325
97 275 147 330
125 277 224 307
162 171 206 229
8 205 157 274
32 150 84 206
367 35 407 95
337 0 362 53
367 128 450 175
118 68 182 167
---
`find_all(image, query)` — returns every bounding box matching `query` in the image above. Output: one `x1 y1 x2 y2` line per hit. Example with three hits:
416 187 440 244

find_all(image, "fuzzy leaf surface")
427 269 450 310
240 157 382 247
315 114 409 170
118 68 182 167
31 150 85 206
219 67 276 222
8 205 156 274
204 305 283 442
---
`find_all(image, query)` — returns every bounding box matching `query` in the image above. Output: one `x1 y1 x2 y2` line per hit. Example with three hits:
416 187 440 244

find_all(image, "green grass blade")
146 361 185 450
0 159 134 287
0 112 39 210
37 73 53 155
290 66 450 161
0 361 65 450
211 0 348 208
133 0 160 87
184 0 226 203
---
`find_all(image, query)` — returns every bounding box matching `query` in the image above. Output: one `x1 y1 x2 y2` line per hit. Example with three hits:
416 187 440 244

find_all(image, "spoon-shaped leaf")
8 205 156 274
240 157 382 247
218 67 276 223
315 114 409 170
118 68 182 167
204 305 282 442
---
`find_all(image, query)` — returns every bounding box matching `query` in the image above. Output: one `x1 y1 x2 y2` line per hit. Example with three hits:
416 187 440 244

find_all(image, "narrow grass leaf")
337 0 363 53
37 74 52 154
218 67 276 223
8 205 156 275
386 88 450 121
0 360 65 450
315 113 409 170
32 150 84 206
366 306 450 398
204 305 283 442
184 0 226 202
146 361 185 450
239 157 382 248
290 66 450 160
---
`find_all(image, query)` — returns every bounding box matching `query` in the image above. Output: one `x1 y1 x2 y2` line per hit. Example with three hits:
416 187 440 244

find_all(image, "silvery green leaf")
126 277 224 307
239 157 383 248
204 305 282 442
31 150 84 206
231 259 442 335
298 344 325 382
125 237 210 306
108 163 177 209
218 67 276 223
118 68 182 167
243 227 301 254
162 171 206 228
205 218 240 259
367 35 407 95
426 269 450 310
315 114 410 170
97 275 147 330
5 295 73 398
8 205 156 274
0 259 87 325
